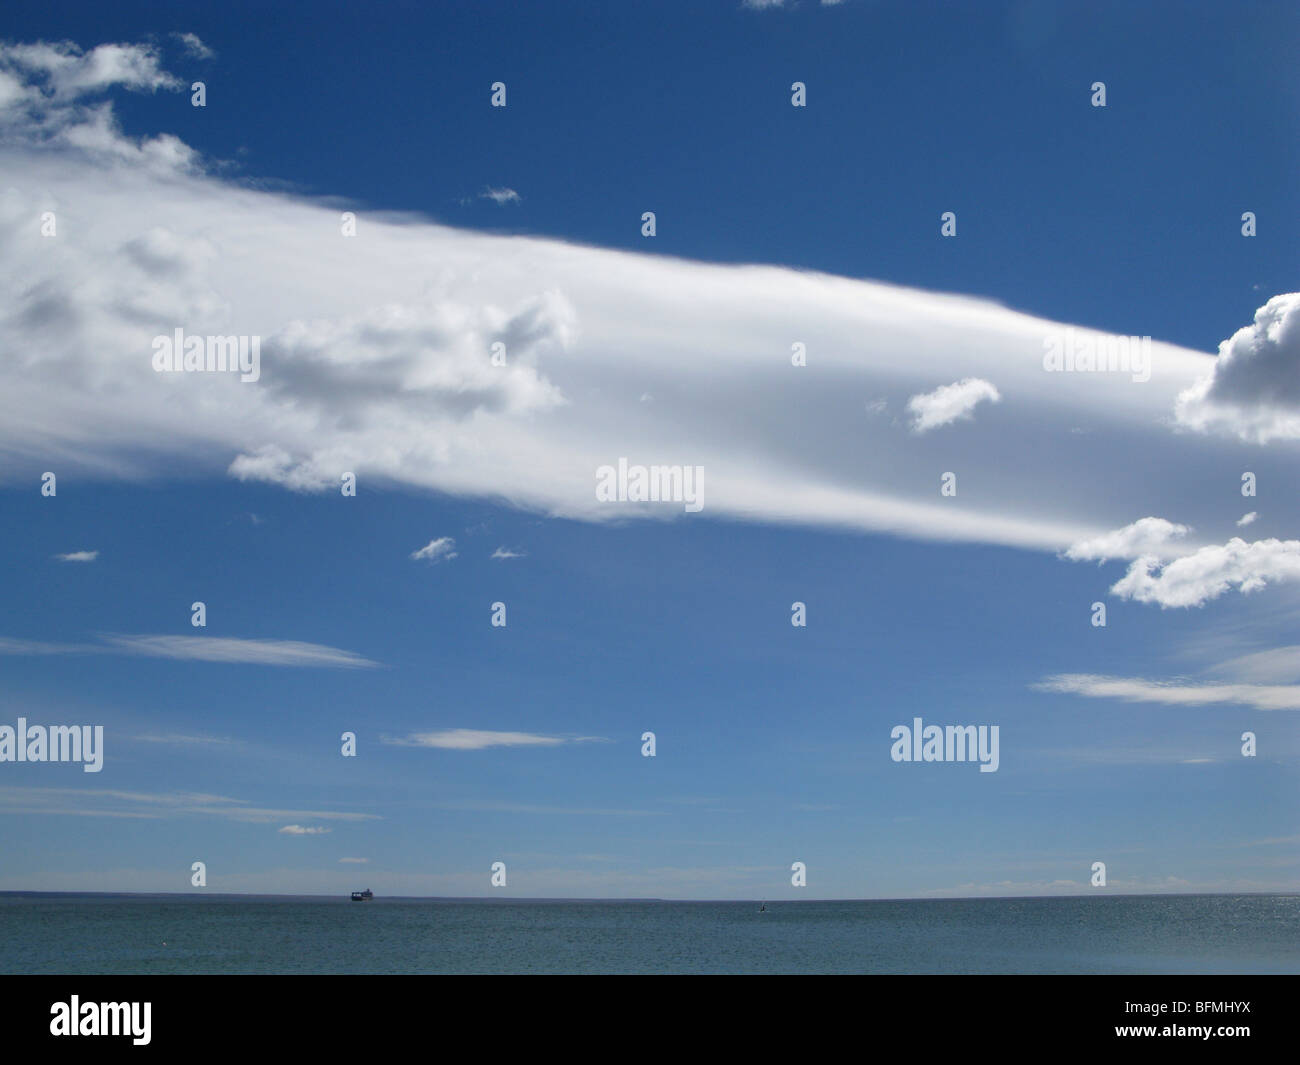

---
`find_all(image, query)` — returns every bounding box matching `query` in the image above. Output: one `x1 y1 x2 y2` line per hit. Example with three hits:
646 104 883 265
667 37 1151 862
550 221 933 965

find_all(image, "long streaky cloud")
0 633 380 668
0 786 380 823
1 39 1297 562
1035 673 1300 711
383 729 572 750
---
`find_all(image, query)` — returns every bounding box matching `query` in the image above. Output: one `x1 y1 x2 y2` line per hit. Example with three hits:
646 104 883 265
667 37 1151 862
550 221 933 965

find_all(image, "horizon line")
3 889 1295 903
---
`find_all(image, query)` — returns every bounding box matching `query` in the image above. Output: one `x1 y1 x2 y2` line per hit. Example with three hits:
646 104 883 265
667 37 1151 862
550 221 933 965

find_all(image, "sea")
2 893 1297 975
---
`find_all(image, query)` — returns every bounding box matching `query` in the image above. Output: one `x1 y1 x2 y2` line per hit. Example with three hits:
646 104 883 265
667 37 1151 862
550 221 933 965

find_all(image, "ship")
350 889 374 901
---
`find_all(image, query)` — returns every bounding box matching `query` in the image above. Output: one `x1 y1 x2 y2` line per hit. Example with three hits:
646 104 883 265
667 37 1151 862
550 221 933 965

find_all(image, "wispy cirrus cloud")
433 799 663 816
0 787 247 807
382 728 601 750
279 824 331 835
0 786 381 823
1034 672 1300 711
53 549 98 562
0 633 380 668
131 732 242 747
1215 645 1300 684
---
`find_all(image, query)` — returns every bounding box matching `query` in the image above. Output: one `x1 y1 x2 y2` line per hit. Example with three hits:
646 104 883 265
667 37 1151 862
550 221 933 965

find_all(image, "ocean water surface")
2 893 1297 975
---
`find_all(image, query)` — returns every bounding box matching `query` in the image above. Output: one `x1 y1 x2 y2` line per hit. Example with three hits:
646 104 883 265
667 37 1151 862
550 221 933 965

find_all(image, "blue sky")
0 1 1297 898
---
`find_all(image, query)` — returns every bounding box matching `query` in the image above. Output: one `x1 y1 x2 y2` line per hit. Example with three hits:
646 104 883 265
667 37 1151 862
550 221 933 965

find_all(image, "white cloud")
279 824 331 835
1035 672 1300 711
490 546 525 559
411 537 458 563
4 38 1285 561
189 806 377 823
1237 511 1257 526
53 549 98 562
0 786 245 806
0 633 380 667
905 377 1000 433
433 799 662 816
383 729 569 750
1214 645 1300 683
174 33 214 60
1064 517 1190 563
0 786 380 823
1110 537 1300 608
338 857 369 864
103 633 381 667
0 40 194 173
0 40 180 98
1175 292 1300 442
479 187 520 206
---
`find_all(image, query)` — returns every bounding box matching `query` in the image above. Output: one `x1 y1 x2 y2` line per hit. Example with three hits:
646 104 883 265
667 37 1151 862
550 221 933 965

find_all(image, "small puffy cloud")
490 546 525 560
54 550 98 562
480 187 521 206
1035 673 1300 711
279 824 330 835
383 729 568 750
411 536 457 563
1175 293 1300 442
1109 537 1300 608
906 377 1000 433
1237 512 1258 527
1064 517 1190 563
174 33 214 60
